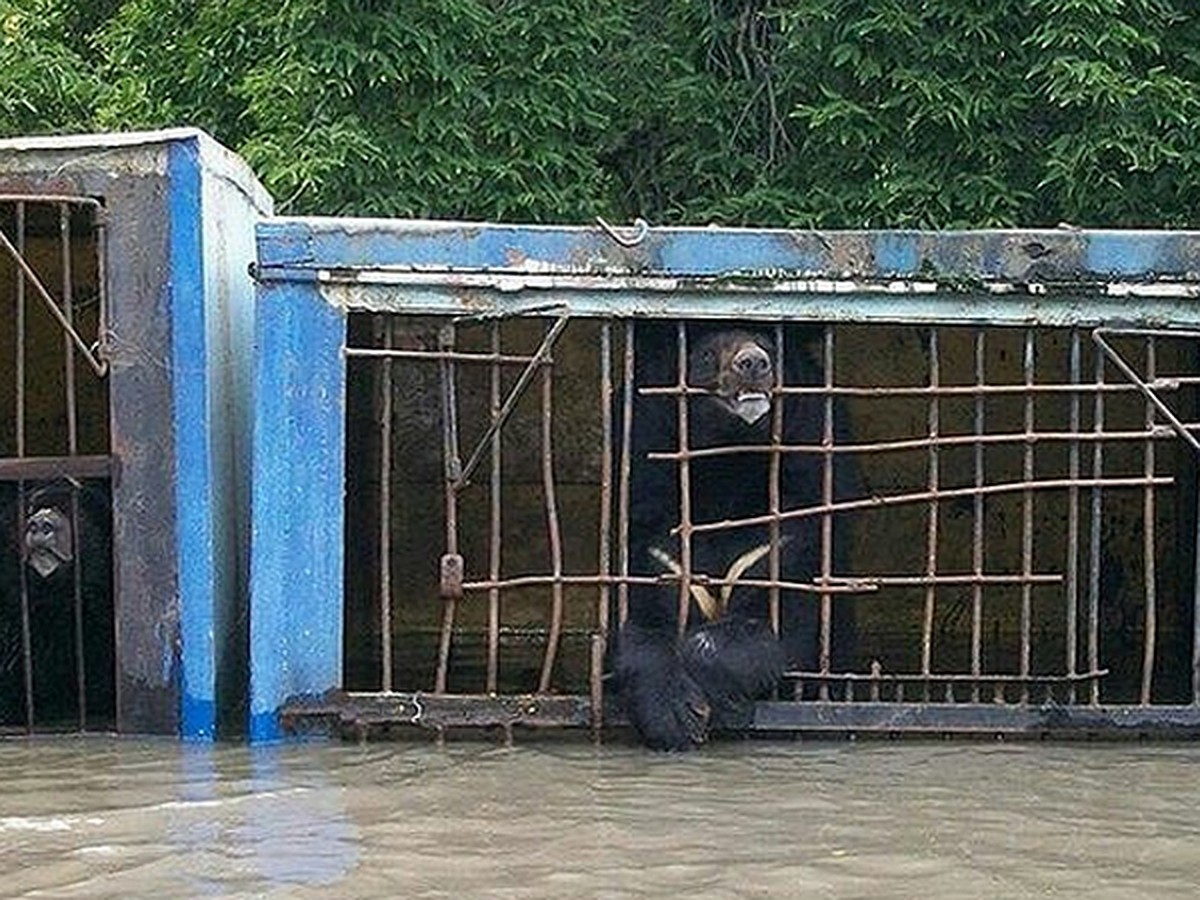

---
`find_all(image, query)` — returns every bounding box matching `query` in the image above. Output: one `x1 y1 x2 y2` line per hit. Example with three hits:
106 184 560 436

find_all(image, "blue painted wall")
168 134 273 739
248 280 346 742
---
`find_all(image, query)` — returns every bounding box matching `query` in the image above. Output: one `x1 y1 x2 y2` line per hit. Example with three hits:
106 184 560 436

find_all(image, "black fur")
615 321 857 749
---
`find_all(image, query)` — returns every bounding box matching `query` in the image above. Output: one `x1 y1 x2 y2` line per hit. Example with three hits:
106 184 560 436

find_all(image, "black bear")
614 320 855 750
0 480 115 728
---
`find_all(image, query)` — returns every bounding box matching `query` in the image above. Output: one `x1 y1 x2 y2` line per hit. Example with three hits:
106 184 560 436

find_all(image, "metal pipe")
1142 337 1158 703
378 317 393 693
537 356 565 694
487 323 502 695
1089 347 1105 705
1020 330 1035 703
1066 329 1081 703
676 322 692 638
768 324 784 637
62 204 87 728
819 328 834 698
971 328 985 702
594 323 614 732
435 326 460 694
922 328 940 693
617 321 634 627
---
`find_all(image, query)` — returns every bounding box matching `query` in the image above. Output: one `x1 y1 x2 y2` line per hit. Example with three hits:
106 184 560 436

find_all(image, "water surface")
2 737 1199 898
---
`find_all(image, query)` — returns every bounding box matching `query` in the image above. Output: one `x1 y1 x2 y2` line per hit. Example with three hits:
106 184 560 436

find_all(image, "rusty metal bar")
617 321 634 627
15 200 25 459
685 475 1172 535
784 669 1107 685
0 222 107 377
458 571 1057 594
435 325 460 694
1093 330 1200 454
455 313 569 490
1020 330 1035 702
14 200 32 731
646 427 1184 461
1194 472 1200 704
642 381 1195 398
1142 337 1157 704
487 323 501 695
62 203 87 729
378 317 394 693
593 323 614 732
922 328 940 693
971 328 985 702
0 455 112 481
1066 330 1082 703
537 352 565 694
345 347 542 365
1089 348 1105 705
819 327 834 698
0 194 103 208
768 324 784 636
676 322 692 638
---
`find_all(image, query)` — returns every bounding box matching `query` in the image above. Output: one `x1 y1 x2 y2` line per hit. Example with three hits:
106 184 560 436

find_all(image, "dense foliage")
3 0 1200 227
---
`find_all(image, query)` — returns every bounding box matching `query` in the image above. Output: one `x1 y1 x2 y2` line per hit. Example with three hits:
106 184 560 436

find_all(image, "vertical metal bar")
768 324 784 636
537 354 565 693
1089 345 1105 705
1020 330 1036 703
593 323 614 733
15 201 33 731
1193 478 1200 704
435 326 459 694
921 328 940 698
676 322 692 638
15 200 25 460
819 327 835 700
618 321 634 627
1141 337 1157 704
487 323 502 694
378 317 393 692
1066 330 1081 703
62 204 86 728
971 328 985 702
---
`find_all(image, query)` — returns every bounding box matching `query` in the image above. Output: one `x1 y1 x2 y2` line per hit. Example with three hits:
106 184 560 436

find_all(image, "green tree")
3 0 1200 228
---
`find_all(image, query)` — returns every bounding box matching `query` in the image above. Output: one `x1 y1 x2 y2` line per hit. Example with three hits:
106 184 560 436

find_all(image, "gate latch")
440 553 464 600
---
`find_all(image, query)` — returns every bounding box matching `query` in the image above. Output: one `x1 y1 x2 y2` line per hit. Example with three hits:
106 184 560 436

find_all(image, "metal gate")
0 195 114 733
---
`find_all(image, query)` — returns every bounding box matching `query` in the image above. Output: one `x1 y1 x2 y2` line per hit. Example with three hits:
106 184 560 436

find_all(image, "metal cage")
250 222 1200 741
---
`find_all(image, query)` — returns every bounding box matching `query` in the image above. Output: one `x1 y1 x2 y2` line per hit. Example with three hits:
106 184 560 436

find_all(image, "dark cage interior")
0 197 115 733
340 311 1200 734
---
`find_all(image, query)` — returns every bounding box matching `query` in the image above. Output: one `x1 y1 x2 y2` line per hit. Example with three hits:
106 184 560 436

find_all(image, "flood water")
2 736 1200 898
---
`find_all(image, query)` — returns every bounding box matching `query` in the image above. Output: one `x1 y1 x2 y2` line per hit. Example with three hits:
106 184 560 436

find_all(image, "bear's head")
687 328 775 438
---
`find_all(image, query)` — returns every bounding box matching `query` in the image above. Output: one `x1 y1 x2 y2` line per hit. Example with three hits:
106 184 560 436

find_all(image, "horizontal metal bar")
0 455 112 481
279 693 1200 738
458 573 871 594
751 702 1200 736
783 670 1107 684
345 347 545 365
314 282 1200 328
280 691 594 731
642 380 1194 398
686 475 1174 536
647 427 1194 461
0 194 103 208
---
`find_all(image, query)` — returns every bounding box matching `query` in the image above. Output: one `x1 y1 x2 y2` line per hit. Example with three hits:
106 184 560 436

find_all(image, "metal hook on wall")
595 216 650 248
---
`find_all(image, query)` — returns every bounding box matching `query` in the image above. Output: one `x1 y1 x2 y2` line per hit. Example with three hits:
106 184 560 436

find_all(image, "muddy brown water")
2 736 1199 898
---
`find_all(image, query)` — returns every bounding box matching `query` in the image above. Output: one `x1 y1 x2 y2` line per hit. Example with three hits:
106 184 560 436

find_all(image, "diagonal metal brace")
452 312 570 490
1092 328 1200 455
0 224 108 377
